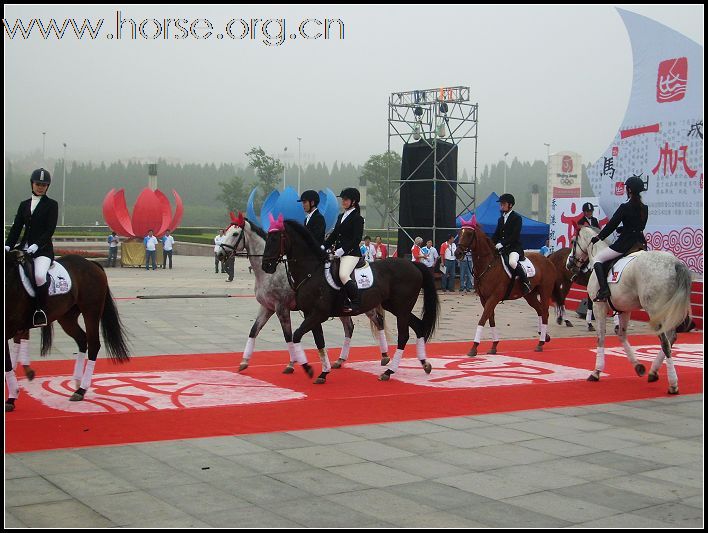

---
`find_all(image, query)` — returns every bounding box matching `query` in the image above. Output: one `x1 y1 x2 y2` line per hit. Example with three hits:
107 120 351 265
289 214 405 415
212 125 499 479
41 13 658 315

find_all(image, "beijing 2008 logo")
562 156 574 173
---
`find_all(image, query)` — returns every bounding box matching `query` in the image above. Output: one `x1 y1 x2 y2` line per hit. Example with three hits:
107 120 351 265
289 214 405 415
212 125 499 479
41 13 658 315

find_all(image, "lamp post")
297 137 302 194
61 142 67 226
282 146 287 190
544 142 550 163
42 132 47 162
503 152 509 193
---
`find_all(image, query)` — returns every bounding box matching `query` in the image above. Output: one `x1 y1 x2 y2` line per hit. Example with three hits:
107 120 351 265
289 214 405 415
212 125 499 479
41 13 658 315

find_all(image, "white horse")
569 226 693 394
218 215 389 383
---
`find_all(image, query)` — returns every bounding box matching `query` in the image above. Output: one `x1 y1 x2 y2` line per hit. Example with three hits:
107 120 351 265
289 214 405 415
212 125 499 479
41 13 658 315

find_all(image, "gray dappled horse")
568 226 693 394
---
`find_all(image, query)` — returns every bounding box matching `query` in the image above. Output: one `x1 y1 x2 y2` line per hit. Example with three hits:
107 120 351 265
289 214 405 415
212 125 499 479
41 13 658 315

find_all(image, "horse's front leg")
659 332 679 395
239 306 274 372
469 297 497 357
487 311 499 354
588 301 609 381
292 313 329 382
523 292 548 352
310 323 331 384
5 338 19 412
616 312 645 377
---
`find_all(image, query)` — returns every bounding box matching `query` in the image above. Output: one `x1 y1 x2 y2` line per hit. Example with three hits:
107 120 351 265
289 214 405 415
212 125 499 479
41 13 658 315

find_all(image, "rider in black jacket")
5 168 59 326
492 193 531 294
298 190 326 245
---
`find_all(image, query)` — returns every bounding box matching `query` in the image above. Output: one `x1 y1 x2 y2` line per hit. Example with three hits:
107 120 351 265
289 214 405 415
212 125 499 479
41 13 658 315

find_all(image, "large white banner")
549 197 608 253
587 9 703 274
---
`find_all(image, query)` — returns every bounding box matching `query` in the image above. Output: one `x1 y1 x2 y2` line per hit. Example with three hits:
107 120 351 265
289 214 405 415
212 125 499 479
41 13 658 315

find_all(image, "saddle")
606 251 643 284
325 257 374 290
501 256 536 279
18 261 72 297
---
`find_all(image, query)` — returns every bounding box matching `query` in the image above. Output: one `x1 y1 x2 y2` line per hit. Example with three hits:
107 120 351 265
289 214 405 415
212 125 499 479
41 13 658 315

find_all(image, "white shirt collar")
341 206 355 222
503 208 513 222
306 207 318 223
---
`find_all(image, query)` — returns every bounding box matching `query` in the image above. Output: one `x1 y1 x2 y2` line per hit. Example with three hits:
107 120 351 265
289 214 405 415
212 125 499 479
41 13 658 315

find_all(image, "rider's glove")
27 244 39 255
334 248 345 257
495 243 503 250
590 236 599 244
4 246 10 252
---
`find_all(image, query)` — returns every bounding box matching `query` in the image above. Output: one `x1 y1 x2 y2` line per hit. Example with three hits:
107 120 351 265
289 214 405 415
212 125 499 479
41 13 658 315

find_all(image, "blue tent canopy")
460 192 549 250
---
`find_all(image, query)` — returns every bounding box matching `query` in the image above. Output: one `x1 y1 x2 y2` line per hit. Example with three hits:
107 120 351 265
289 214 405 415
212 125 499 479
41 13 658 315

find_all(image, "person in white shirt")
214 229 226 274
161 230 175 269
144 229 158 271
107 232 119 267
421 239 439 272
363 235 376 263
440 234 457 292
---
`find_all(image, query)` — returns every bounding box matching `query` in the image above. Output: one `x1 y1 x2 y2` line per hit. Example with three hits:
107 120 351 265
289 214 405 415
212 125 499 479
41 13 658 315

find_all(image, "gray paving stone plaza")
5 255 703 528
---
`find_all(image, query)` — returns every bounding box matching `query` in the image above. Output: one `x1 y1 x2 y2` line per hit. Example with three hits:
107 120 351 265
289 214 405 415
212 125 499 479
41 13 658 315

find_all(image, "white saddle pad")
608 252 642 284
19 262 72 297
325 261 374 290
502 257 536 279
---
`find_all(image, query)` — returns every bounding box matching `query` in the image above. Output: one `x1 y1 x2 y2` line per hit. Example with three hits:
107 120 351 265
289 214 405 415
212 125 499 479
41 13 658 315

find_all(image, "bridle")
457 226 499 287
264 229 316 292
568 230 594 273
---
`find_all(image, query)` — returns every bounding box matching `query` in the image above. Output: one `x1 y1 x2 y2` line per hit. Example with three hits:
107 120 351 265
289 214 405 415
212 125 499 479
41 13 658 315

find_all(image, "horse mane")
245 218 268 240
283 220 326 260
474 225 496 253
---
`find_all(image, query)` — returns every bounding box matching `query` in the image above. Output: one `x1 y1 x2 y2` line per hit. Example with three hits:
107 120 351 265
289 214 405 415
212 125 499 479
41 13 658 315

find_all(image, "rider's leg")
339 256 360 312
591 248 622 302
33 256 52 327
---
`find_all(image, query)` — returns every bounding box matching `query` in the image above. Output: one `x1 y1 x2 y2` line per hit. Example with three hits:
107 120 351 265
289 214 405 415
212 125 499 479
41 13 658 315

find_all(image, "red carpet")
5 334 703 453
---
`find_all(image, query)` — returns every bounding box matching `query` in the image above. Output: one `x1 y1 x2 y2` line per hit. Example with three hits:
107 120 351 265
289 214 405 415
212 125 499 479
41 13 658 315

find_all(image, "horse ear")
277 214 284 224
236 212 245 227
268 213 276 225
471 214 477 227
230 211 238 223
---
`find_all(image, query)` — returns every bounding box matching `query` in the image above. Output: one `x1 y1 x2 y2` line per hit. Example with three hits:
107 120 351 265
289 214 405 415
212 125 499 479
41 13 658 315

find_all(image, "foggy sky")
4 4 704 175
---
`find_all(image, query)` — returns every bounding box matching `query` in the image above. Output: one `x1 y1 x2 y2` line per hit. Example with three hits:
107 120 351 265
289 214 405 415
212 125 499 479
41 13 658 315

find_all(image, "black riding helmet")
497 193 515 206
625 176 646 194
30 168 52 186
581 202 594 212
338 187 360 204
297 189 320 206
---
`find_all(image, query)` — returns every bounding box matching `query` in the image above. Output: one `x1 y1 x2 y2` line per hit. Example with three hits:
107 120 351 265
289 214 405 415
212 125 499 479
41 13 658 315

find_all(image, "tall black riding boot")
515 265 531 295
33 282 49 327
593 263 610 302
343 280 360 313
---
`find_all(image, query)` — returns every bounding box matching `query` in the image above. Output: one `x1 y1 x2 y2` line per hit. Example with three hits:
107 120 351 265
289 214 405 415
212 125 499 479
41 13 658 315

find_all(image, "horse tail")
649 261 693 336
39 323 53 357
100 285 131 363
412 262 439 342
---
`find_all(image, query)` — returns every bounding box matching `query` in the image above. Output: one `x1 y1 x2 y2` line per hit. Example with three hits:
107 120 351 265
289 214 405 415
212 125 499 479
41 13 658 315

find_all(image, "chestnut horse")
548 248 591 328
456 220 556 356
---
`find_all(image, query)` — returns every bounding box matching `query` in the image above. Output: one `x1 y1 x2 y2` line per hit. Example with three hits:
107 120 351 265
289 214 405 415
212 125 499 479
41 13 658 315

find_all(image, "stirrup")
593 291 609 303
33 310 48 327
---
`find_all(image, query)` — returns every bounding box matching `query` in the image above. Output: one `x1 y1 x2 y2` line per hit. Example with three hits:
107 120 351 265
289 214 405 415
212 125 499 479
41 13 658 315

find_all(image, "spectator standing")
162 230 175 269
144 229 158 271
363 235 376 263
214 229 226 274
373 236 388 260
411 236 424 262
421 239 439 273
107 231 119 267
540 238 551 257
440 234 457 292
459 249 474 292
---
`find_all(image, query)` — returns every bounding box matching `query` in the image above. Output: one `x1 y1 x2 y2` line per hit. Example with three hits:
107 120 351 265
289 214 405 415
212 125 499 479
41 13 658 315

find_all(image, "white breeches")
592 247 622 266
339 256 359 285
33 256 52 286
508 252 520 270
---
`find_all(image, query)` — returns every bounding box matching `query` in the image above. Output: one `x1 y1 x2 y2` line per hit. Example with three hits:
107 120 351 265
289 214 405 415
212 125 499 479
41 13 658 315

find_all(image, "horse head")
218 212 248 261
262 214 288 274
568 226 600 273
5 248 28 269
455 215 492 260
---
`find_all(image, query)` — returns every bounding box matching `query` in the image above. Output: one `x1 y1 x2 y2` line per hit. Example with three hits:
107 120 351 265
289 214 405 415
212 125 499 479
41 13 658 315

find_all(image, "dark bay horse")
548 248 591 328
5 250 130 411
261 220 439 382
455 221 556 356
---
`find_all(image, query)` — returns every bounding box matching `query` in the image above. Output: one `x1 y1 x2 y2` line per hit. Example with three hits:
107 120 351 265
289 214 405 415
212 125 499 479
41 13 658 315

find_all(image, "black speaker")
397 140 458 257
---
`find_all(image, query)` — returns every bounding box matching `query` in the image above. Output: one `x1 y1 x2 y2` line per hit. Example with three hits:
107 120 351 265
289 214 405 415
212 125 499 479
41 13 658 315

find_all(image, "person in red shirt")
411 236 424 262
374 236 388 260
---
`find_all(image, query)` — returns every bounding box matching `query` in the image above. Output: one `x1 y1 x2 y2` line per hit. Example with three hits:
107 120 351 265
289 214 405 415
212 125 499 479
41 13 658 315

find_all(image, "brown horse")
548 248 591 328
5 250 130 411
455 222 556 356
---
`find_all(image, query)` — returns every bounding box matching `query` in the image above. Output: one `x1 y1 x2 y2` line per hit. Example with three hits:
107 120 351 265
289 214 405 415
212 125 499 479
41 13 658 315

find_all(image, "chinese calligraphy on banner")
549 197 608 253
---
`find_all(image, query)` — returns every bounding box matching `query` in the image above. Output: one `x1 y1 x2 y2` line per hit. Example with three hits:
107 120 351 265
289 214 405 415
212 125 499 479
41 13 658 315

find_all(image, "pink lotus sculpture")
102 187 184 238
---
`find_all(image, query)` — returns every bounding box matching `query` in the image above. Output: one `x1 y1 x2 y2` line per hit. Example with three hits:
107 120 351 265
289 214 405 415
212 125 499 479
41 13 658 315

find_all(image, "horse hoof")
614 326 620 335
534 344 543 352
5 402 15 412
668 386 679 395
634 364 646 377
565 321 573 327
69 392 85 402
381 355 390 366
556 316 562 325
468 347 478 357
423 362 432 374
302 363 314 378
314 372 328 384
587 373 600 382
332 358 345 369
545 335 551 343
486 348 497 355
379 369 394 381
283 365 295 374
648 372 659 383
238 363 248 372
24 367 36 381
588 324 595 332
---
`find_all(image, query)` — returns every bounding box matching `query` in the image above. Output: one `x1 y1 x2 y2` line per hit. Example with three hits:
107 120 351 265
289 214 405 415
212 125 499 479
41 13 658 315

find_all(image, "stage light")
439 103 448 114
437 121 446 138
414 106 424 117
413 124 421 141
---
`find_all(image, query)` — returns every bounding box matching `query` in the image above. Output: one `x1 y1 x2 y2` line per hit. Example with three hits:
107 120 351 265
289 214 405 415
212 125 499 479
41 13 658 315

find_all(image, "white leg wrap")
586 309 593 323
650 351 665 374
73 352 87 381
388 348 405 372
19 339 31 366
490 327 500 342
318 348 331 373
595 346 605 372
287 342 296 363
243 338 256 362
340 337 352 361
666 357 678 388
5 370 19 399
80 359 96 390
537 316 542 331
9 341 19 370
378 331 388 355
613 314 620 326
539 324 547 342
416 338 426 361
473 325 484 344
292 343 307 365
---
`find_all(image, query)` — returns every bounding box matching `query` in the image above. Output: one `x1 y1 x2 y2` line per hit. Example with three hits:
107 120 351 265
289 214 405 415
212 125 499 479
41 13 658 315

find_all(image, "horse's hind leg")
408 314 432 375
379 313 410 381
588 302 609 381
311 323 332 384
332 316 354 369
523 293 548 351
70 313 101 402
12 331 34 380
368 310 390 366
57 307 88 389
5 341 19 412
487 312 499 354
470 297 496 357
275 306 298 374
616 312 645 377
240 306 274 372
660 332 679 395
